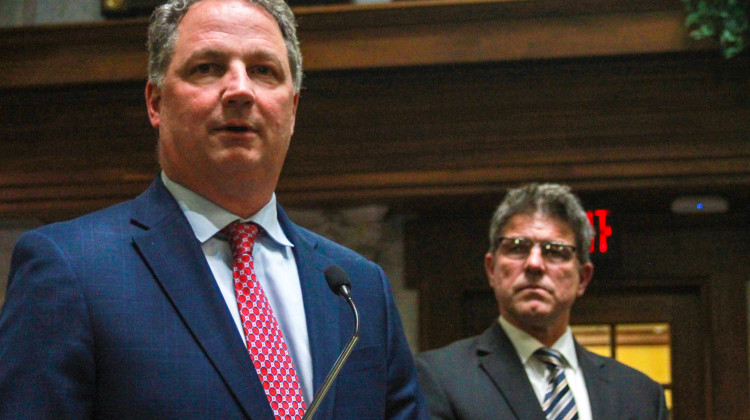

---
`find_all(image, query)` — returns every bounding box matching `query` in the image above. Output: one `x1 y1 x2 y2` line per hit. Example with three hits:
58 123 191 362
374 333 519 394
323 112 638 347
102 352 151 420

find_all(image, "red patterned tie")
225 222 306 419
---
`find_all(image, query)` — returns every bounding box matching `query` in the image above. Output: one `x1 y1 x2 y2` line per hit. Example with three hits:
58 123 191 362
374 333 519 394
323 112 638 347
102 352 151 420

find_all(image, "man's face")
485 212 593 338
146 0 299 202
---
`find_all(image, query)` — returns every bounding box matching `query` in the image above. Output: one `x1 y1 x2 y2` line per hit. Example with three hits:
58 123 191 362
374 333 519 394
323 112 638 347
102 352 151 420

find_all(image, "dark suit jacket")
0 177 427 419
415 323 667 420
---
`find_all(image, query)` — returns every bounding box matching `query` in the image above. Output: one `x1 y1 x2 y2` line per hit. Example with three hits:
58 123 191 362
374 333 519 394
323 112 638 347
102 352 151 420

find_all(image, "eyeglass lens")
498 237 576 263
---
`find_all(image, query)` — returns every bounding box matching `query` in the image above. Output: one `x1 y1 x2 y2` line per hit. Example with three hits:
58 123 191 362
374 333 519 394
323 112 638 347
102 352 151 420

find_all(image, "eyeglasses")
496 237 577 263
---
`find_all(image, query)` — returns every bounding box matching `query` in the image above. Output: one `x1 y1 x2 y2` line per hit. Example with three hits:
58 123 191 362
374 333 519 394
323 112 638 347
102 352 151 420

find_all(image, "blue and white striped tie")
535 348 579 420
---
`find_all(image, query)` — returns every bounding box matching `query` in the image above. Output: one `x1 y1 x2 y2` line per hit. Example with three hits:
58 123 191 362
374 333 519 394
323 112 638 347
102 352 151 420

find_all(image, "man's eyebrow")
187 49 227 61
245 49 286 68
187 48 283 63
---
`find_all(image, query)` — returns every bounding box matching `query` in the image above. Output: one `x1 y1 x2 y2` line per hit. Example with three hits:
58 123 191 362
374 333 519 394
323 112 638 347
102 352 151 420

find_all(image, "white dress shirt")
162 172 313 403
499 316 593 420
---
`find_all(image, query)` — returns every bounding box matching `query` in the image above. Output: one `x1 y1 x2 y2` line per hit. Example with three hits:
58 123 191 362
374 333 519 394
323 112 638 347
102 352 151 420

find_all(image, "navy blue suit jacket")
416 323 667 420
0 178 427 419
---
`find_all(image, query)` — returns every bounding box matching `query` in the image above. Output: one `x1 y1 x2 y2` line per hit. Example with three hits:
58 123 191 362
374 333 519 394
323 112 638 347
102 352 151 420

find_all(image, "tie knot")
223 222 260 257
535 347 566 369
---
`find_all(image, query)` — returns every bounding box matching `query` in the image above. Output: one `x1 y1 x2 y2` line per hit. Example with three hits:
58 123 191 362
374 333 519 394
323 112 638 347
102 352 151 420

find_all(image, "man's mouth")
519 285 550 294
222 125 251 133
213 120 256 133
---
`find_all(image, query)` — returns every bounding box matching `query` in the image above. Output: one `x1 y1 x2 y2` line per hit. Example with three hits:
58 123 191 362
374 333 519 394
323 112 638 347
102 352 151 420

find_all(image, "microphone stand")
302 285 360 420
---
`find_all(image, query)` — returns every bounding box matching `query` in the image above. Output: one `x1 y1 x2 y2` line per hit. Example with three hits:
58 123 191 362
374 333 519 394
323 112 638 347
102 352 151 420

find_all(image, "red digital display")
587 209 612 254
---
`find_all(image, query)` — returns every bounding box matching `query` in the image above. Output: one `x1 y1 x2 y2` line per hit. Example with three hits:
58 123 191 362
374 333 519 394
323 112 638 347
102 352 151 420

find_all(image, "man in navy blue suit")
0 0 427 418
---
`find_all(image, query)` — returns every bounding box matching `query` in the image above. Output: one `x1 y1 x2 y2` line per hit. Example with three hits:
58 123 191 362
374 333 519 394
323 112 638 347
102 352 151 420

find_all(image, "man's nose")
222 66 255 107
524 245 546 271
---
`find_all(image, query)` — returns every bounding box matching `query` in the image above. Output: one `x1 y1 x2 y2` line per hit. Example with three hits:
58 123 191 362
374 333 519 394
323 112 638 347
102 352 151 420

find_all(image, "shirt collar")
498 316 580 371
161 172 293 248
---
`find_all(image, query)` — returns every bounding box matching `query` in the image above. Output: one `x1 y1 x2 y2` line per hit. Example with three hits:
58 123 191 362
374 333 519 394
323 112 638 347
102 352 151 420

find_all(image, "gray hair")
147 0 303 92
488 183 595 264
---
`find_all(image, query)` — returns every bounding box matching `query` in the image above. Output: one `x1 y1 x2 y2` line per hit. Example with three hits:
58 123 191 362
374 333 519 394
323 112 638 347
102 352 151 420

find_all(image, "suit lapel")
277 206 342 419
577 342 618 420
130 179 274 420
478 324 547 420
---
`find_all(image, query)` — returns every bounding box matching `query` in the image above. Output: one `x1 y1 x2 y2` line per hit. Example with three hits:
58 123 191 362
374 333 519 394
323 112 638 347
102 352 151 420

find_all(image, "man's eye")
196 64 213 74
190 63 221 76
251 65 276 77
508 244 529 253
504 240 530 254
542 243 575 262
545 245 565 256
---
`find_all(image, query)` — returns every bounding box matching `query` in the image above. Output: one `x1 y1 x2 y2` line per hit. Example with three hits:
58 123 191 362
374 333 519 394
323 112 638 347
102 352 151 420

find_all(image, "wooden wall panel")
0 0 748 221
2 51 749 220
291 54 749 175
281 52 750 203
0 83 157 221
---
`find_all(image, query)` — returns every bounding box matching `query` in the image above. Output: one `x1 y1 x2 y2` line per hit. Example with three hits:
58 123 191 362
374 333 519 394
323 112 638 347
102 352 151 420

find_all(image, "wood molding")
0 0 710 89
2 153 748 220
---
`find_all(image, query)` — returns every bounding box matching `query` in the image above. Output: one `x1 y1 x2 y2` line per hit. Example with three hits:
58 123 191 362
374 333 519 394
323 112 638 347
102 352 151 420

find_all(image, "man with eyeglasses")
415 183 666 420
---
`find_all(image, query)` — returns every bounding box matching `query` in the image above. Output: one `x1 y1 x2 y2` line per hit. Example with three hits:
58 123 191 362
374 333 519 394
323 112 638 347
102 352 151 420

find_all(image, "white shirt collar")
498 316 580 371
160 172 293 247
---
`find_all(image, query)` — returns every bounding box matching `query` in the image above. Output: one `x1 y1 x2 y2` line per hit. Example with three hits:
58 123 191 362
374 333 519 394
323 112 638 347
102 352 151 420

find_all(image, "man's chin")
214 152 263 174
514 302 554 323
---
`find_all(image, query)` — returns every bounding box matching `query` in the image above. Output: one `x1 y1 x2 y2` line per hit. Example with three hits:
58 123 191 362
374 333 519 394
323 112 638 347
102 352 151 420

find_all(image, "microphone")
302 265 360 420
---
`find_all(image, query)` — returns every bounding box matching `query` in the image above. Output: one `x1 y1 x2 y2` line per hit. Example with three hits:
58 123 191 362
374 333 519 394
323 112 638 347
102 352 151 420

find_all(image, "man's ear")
576 262 594 298
145 81 161 129
288 91 300 136
484 252 498 285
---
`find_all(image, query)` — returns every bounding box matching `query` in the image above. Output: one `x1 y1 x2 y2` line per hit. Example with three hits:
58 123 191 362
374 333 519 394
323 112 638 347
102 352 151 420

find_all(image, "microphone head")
324 265 351 296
